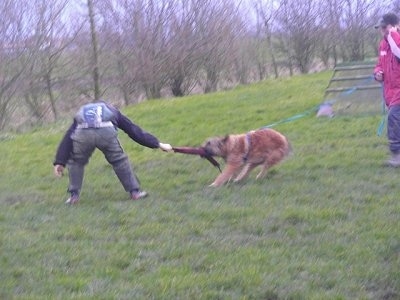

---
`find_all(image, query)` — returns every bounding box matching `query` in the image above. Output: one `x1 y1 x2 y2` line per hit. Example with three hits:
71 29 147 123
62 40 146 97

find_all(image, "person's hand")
54 164 64 177
159 142 173 152
375 71 383 82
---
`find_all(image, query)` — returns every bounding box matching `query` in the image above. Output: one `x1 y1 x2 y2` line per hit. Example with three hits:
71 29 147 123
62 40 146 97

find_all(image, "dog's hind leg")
256 150 285 179
255 164 269 180
234 163 257 182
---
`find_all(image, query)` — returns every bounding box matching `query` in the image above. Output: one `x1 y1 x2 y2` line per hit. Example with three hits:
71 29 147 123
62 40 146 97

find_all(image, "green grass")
1 71 399 299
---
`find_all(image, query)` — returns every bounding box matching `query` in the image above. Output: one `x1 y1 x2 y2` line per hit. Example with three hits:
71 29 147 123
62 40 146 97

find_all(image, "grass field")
0 71 399 299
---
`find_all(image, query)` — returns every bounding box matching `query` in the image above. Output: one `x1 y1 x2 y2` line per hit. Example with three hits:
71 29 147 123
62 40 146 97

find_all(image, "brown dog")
202 128 291 187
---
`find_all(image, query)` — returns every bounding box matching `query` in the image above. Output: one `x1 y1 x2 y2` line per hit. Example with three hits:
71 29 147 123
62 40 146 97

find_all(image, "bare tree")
1 0 395 132
92 0 170 103
125 0 175 99
97 0 138 105
21 0 77 123
337 0 383 62
315 0 342 67
254 0 279 79
87 0 101 100
230 8 253 85
275 0 320 74
0 0 31 129
165 0 203 96
190 0 244 93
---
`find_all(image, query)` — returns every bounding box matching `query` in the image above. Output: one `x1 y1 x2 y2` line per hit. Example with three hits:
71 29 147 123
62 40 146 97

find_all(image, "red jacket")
374 30 400 107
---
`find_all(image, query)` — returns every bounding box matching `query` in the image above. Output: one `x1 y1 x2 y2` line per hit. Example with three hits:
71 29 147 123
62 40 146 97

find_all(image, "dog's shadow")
224 169 280 187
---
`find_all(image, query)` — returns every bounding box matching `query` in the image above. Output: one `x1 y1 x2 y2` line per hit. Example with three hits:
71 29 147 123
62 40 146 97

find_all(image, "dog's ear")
202 138 212 148
220 135 229 146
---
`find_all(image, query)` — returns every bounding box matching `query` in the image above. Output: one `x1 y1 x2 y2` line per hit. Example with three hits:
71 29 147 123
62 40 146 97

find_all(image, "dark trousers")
387 104 400 154
67 128 140 195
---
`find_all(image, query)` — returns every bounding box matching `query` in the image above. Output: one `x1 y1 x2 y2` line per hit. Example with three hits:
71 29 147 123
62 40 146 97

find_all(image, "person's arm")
386 27 400 59
53 120 77 166
115 111 160 148
107 102 171 151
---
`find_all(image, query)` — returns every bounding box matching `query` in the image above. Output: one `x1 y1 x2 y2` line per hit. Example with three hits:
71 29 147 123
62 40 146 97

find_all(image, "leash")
261 105 320 128
377 84 386 136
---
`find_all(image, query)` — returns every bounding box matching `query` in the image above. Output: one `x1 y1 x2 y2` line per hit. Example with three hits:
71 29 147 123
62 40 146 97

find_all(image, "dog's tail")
284 137 293 158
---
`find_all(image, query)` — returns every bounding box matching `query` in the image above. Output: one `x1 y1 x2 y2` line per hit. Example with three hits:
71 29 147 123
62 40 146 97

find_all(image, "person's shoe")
131 190 148 200
386 153 400 167
65 192 79 205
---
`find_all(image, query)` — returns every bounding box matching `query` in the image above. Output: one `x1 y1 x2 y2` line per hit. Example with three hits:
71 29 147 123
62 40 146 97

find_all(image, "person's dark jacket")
53 104 160 167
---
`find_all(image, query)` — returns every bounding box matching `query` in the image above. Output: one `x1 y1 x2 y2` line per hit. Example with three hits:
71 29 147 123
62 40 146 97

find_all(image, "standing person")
53 101 173 204
374 13 400 167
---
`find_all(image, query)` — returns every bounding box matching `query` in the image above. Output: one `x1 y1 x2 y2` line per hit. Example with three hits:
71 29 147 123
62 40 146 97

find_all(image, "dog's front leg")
209 163 241 187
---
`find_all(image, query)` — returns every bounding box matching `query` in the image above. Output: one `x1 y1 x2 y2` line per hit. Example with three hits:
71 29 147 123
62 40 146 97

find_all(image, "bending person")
53 101 172 204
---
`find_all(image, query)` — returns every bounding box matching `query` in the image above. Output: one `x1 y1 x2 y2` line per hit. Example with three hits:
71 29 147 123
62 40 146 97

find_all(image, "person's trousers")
387 104 400 154
67 128 140 195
